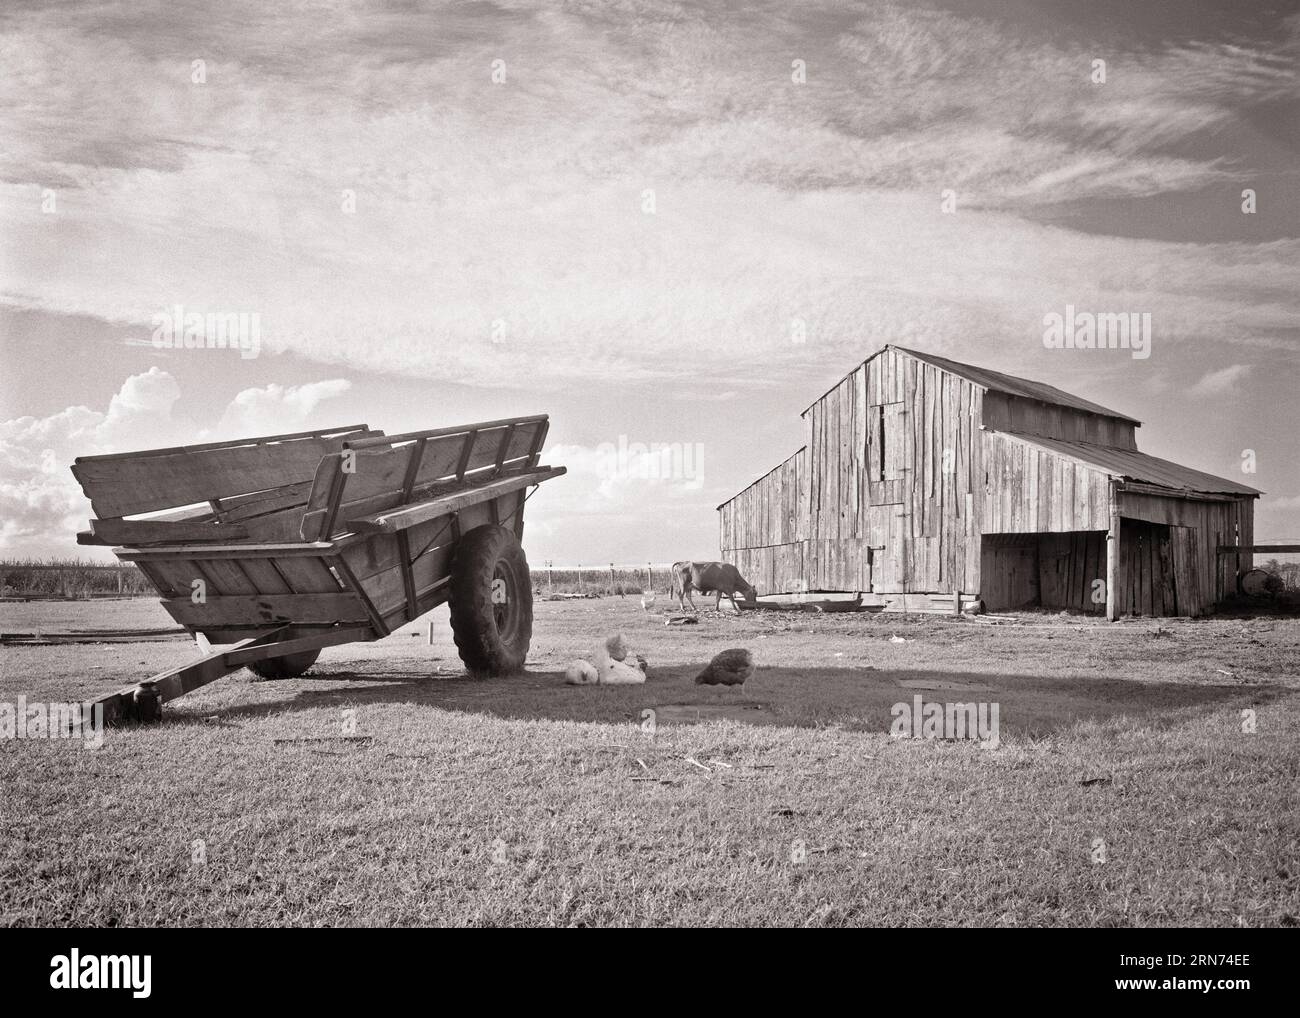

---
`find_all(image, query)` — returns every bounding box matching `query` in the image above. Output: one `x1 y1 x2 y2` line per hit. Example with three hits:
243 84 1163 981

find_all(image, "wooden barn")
718 345 1260 618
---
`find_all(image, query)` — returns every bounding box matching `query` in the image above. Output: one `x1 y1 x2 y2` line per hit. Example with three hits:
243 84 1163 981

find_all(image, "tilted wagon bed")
72 415 565 723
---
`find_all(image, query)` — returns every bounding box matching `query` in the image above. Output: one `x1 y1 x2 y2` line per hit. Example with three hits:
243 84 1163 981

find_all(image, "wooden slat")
162 593 370 626
344 466 566 534
301 422 548 539
194 558 258 596
91 628 289 723
235 558 293 594
221 626 374 666
72 428 376 518
272 556 343 593
136 558 208 597
78 518 250 546
118 541 345 561
341 415 547 450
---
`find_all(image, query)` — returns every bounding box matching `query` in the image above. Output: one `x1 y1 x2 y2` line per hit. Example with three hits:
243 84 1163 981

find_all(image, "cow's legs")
714 591 723 612
726 592 741 613
684 587 698 613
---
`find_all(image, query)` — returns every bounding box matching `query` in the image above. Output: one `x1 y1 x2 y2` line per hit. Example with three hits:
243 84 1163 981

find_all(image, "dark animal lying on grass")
671 561 757 613
695 648 754 686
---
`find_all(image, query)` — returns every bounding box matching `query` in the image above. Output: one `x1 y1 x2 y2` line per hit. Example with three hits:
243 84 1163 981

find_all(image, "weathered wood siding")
982 392 1137 450
803 349 984 594
1116 489 1254 609
1037 531 1107 611
981 431 1110 532
718 448 807 594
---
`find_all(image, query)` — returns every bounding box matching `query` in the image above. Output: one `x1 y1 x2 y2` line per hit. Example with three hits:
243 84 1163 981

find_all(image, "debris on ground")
665 615 699 626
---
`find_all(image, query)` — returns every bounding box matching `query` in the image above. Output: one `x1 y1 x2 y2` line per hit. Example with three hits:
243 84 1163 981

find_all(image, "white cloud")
1 2 1296 394
1190 363 1252 395
0 370 352 558
212 379 352 439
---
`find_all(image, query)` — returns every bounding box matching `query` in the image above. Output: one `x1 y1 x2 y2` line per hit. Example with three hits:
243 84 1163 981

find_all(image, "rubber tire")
247 647 320 680
449 524 533 676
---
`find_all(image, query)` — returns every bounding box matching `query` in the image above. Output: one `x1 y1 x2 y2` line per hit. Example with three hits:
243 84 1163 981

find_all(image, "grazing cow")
671 560 757 614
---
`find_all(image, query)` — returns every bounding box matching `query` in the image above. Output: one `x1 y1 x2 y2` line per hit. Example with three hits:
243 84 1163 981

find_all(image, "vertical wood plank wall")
980 431 1111 532
1115 490 1253 610
722 349 985 595
981 392 1137 450
804 350 987 593
717 448 808 594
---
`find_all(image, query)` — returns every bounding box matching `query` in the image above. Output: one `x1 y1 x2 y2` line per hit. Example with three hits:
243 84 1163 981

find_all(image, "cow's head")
740 580 758 605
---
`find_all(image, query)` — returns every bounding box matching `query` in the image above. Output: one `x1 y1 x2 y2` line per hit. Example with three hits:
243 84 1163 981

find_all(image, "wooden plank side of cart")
78 415 564 723
302 416 561 635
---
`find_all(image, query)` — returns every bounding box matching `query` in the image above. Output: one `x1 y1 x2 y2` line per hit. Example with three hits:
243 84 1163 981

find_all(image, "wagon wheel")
448 524 533 676
245 636 321 680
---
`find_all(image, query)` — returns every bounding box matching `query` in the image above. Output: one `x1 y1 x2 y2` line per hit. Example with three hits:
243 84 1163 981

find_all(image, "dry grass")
1 598 1297 927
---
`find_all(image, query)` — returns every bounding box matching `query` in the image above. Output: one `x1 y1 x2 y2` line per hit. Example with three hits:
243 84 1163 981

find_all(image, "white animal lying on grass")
565 634 648 685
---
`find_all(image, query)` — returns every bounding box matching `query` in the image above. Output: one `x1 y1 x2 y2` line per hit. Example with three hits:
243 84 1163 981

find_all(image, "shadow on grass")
189 664 1290 738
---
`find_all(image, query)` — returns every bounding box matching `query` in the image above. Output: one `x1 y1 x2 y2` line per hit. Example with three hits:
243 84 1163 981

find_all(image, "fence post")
578 564 583 595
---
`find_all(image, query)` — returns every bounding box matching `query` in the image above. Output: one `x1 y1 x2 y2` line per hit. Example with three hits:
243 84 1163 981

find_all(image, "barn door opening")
1117 519 1175 616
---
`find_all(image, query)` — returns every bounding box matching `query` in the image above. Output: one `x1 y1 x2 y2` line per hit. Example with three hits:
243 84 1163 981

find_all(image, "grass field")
1 597 1297 927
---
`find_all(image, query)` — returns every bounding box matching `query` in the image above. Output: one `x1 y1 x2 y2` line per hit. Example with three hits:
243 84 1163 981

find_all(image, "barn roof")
801 344 1142 425
994 430 1261 497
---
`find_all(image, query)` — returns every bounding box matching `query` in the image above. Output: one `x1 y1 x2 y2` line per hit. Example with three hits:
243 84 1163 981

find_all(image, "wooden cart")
72 415 565 723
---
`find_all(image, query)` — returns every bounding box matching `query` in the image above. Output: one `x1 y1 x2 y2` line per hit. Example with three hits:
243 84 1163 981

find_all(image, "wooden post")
1106 505 1120 622
952 586 961 616
647 562 653 594
609 563 617 597
577 564 583 595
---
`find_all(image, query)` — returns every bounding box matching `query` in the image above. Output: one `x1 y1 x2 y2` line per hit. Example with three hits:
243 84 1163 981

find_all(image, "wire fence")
531 563 676 597
14 552 1291 602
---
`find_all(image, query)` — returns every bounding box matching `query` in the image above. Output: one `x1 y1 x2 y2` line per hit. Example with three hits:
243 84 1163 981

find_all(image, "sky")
1 0 1297 564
